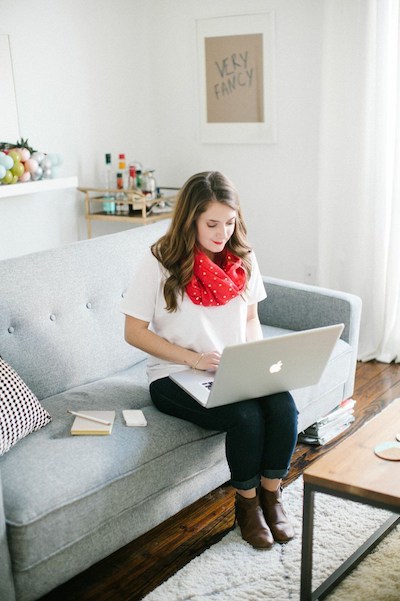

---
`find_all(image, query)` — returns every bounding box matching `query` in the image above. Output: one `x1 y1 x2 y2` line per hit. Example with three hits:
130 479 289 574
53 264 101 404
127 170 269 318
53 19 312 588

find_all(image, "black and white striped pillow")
0 357 52 455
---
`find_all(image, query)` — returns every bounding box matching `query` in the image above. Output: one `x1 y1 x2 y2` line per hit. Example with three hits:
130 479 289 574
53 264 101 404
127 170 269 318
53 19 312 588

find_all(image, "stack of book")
298 398 356 445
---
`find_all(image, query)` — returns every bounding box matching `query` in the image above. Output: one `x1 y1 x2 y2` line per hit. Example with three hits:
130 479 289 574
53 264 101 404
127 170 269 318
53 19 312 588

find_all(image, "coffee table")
300 398 400 601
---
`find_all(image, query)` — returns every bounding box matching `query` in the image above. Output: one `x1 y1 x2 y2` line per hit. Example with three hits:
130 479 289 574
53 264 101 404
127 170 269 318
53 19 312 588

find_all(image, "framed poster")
0 35 20 142
196 12 276 144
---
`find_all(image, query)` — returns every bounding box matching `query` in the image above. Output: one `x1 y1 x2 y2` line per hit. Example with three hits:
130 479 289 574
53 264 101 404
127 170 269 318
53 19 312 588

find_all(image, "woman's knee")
262 392 298 423
214 400 264 430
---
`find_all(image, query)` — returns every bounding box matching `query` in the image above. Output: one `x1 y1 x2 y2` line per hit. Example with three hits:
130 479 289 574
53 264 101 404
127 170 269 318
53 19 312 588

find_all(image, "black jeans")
150 377 298 490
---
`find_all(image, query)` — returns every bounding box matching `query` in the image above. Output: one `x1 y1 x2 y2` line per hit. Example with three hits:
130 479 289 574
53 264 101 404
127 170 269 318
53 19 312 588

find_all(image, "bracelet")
192 353 204 370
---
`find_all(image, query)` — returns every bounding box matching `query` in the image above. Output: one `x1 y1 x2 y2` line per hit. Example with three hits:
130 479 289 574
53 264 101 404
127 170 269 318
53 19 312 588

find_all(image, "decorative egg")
31 165 43 180
11 161 25 177
0 153 14 170
24 158 39 173
19 171 31 182
47 153 62 167
31 151 45 164
41 156 53 169
0 165 6 179
1 170 13 184
31 171 42 181
42 167 53 179
8 149 22 162
18 148 31 162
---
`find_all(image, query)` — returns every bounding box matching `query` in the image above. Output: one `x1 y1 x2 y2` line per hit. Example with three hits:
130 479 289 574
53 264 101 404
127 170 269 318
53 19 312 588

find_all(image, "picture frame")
196 12 276 144
0 35 20 142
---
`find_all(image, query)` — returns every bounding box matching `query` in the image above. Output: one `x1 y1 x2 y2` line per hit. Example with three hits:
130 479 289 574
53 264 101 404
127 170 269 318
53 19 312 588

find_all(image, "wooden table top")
303 398 400 508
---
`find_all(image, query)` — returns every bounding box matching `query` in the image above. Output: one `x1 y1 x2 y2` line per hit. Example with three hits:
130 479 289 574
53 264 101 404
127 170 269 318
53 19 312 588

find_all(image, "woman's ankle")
235 487 257 499
260 477 281 492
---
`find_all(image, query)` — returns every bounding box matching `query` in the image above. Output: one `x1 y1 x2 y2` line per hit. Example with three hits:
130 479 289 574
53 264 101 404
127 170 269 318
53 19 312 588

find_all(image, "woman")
121 171 298 549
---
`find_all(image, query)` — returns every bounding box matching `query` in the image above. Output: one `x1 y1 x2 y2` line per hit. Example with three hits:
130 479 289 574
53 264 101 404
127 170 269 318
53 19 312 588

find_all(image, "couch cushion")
0 357 52 455
0 361 226 573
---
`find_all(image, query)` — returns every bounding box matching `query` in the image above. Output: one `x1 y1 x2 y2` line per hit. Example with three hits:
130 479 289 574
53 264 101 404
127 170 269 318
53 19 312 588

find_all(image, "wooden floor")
40 360 400 601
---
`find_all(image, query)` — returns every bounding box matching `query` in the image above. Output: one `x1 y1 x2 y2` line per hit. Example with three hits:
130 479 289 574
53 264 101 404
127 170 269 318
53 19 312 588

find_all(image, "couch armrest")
259 276 362 399
0 470 15 601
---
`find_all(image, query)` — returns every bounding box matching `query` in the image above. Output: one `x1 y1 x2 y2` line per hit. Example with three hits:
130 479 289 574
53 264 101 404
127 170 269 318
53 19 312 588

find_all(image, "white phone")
122 409 147 427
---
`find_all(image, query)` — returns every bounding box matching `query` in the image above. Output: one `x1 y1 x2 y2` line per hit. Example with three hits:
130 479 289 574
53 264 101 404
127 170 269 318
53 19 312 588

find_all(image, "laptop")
170 323 344 408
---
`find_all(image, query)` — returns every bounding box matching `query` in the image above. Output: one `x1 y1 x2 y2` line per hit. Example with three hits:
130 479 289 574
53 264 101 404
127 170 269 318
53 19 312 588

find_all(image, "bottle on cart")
115 171 125 214
128 165 137 215
115 153 129 214
103 153 115 214
128 164 137 189
142 169 157 200
117 154 128 187
136 167 142 190
129 160 143 190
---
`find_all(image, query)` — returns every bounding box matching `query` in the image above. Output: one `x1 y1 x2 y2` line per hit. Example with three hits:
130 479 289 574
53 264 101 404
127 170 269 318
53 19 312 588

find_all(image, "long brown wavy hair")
151 171 252 312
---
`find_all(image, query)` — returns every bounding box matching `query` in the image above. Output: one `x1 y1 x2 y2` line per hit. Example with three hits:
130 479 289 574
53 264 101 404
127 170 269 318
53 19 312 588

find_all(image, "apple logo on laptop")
269 360 283 374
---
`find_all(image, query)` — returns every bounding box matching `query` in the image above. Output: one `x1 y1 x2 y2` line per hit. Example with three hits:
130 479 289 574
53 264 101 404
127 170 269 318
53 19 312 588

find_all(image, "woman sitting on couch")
121 171 297 548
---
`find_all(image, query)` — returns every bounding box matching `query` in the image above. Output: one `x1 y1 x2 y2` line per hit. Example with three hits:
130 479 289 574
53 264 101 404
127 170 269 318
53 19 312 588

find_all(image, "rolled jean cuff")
262 467 289 479
230 474 260 490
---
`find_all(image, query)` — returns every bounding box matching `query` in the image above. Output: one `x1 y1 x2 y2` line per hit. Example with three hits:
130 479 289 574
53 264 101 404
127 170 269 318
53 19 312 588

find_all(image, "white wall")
0 0 323 282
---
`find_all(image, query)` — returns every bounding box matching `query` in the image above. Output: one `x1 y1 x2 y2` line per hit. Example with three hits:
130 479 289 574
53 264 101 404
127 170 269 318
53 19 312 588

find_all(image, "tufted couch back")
0 221 170 400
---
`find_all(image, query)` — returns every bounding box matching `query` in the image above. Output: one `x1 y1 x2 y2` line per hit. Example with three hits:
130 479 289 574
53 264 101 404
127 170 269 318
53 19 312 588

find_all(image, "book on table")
70 411 116 436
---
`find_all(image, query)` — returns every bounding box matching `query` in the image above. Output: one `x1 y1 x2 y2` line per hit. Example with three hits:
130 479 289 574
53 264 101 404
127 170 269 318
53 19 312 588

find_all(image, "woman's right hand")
125 316 222 373
194 351 221 372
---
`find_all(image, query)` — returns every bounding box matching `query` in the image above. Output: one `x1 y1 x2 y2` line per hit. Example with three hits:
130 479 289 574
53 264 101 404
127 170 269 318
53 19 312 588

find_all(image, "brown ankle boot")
260 486 294 543
235 493 274 549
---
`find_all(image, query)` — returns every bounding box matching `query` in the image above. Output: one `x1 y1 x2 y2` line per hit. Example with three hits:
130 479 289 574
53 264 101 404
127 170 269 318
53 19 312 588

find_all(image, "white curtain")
317 0 400 362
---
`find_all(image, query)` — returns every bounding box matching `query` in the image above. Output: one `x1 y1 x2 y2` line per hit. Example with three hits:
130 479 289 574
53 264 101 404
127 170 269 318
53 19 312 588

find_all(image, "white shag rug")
143 477 399 601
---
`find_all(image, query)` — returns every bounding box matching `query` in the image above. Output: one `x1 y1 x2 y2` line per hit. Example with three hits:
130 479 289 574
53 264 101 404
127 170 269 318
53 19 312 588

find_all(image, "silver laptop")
170 323 344 408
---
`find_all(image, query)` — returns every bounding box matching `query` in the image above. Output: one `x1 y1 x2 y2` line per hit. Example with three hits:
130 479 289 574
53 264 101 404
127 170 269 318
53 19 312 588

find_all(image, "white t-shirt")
120 249 267 383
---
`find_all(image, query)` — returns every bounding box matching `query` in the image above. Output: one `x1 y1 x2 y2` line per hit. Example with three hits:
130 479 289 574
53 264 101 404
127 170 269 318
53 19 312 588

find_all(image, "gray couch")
0 221 361 601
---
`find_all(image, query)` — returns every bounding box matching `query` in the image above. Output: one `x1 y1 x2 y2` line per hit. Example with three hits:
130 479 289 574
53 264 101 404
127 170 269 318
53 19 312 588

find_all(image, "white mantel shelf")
0 176 78 199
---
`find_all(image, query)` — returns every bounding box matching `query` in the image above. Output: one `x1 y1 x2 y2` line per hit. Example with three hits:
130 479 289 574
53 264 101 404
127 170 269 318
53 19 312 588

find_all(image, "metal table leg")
312 513 399 600
300 483 314 601
300 481 400 601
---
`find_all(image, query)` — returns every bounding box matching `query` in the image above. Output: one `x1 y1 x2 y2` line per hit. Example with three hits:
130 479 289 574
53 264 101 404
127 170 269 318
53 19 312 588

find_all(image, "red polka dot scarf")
186 248 246 306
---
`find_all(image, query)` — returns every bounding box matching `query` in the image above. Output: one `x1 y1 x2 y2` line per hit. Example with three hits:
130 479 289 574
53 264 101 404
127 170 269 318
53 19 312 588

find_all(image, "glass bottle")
115 171 125 214
103 153 115 214
129 160 143 189
142 169 157 200
128 164 137 189
117 154 130 190
116 154 129 214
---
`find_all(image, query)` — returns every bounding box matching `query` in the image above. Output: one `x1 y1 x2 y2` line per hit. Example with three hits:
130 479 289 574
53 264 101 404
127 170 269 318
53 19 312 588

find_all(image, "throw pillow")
0 357 52 456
